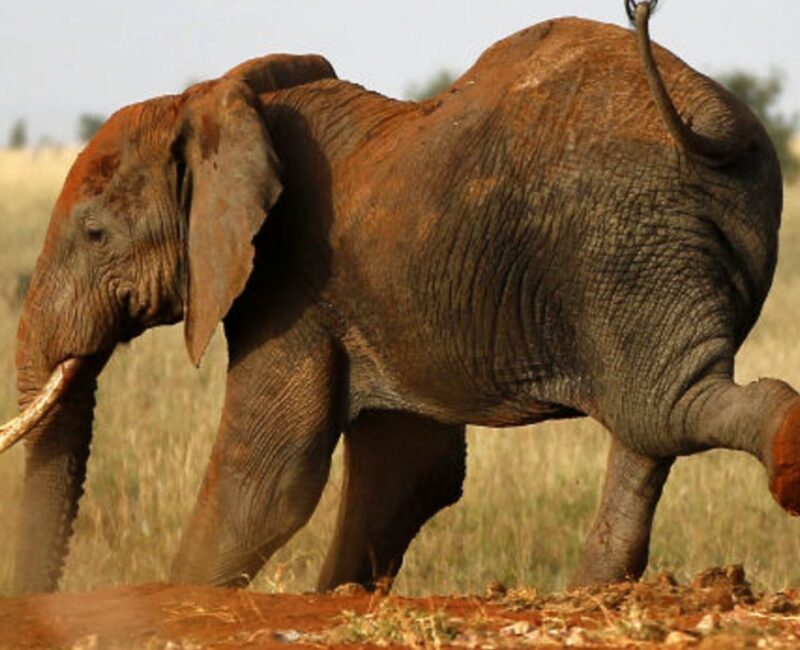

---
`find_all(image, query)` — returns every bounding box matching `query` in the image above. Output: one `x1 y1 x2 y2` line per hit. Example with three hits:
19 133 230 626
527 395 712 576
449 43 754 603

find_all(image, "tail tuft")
625 0 659 24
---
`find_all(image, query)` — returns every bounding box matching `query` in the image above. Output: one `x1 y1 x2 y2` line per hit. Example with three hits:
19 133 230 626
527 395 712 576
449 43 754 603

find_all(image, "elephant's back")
411 16 756 164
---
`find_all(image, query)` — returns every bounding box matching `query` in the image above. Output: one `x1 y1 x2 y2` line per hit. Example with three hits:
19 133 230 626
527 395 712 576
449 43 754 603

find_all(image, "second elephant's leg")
170 335 343 587
570 439 673 588
317 412 466 592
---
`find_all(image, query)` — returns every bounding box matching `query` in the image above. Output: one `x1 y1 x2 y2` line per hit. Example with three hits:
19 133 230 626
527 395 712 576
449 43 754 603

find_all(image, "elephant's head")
0 54 335 593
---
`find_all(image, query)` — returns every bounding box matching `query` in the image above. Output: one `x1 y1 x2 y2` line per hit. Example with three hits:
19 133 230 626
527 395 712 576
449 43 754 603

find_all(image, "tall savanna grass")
1 148 800 597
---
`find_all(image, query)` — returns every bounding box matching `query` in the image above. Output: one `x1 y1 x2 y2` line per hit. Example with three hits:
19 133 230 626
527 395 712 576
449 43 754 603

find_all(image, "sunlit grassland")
1 148 800 597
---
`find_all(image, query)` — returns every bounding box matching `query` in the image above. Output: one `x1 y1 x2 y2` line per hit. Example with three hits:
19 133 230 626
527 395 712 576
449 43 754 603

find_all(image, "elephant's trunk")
632 1 750 167
8 302 105 593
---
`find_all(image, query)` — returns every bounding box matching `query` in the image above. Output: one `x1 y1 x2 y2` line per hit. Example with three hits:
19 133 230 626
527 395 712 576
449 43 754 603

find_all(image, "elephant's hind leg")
570 439 673 588
317 411 466 592
170 335 343 587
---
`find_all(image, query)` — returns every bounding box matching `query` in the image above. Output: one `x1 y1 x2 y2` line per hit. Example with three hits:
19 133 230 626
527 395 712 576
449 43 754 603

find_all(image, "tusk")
0 358 82 454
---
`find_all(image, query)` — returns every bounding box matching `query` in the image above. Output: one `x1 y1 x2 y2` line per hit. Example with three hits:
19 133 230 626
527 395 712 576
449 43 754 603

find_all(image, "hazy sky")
2 1 798 145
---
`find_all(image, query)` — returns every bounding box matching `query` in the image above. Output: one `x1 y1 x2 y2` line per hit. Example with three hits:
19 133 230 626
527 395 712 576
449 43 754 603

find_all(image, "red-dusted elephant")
3 2 798 594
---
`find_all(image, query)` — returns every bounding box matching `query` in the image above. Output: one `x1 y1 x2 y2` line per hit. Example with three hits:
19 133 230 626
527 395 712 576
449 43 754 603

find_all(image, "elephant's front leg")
170 333 342 587
570 439 673 588
317 411 466 592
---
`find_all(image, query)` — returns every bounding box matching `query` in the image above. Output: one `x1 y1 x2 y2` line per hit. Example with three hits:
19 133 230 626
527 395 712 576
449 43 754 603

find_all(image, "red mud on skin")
50 97 182 222
771 401 800 514
53 132 120 220
2 567 800 648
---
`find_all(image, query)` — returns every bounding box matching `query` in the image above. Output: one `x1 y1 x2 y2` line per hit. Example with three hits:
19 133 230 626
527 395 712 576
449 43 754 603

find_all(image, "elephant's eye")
85 223 106 244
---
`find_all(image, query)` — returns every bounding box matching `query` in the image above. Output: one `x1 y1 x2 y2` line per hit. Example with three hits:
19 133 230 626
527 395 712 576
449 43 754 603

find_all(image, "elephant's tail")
629 1 750 167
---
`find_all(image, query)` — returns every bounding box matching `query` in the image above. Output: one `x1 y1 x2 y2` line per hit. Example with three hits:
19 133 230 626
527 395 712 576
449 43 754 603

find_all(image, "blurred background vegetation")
77 113 106 144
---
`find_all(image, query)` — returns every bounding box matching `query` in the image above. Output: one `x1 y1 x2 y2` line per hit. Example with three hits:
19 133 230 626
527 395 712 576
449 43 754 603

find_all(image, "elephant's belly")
341 317 581 427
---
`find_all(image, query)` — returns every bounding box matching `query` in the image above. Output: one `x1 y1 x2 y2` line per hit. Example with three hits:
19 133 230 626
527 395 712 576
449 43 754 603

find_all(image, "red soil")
2 566 799 648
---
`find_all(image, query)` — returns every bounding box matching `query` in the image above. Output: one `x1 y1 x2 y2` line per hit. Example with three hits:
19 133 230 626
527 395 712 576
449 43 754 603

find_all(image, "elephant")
2 0 798 594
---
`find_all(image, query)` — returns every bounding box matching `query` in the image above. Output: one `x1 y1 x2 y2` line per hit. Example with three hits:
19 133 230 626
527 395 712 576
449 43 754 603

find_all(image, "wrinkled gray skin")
8 5 800 595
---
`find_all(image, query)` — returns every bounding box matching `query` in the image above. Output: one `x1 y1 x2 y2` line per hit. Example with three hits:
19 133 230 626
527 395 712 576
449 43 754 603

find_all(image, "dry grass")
319 601 465 647
1 149 800 598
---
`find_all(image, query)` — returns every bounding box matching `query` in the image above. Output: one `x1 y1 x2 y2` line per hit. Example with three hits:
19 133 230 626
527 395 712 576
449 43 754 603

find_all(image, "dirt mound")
2 567 800 648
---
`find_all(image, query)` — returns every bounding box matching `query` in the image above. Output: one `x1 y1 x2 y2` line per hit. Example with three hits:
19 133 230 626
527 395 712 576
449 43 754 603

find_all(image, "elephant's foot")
570 440 673 588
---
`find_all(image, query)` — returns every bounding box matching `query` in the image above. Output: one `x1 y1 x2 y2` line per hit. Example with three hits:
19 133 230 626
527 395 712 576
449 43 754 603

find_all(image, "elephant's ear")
223 53 337 94
179 79 282 366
